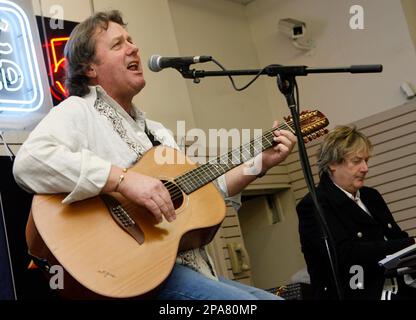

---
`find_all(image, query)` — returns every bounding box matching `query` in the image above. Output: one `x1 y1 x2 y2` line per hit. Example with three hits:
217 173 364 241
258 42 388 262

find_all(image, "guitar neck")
174 121 292 195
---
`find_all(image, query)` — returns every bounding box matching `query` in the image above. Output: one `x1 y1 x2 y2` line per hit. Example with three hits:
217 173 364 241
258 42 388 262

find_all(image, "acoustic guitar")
27 110 328 299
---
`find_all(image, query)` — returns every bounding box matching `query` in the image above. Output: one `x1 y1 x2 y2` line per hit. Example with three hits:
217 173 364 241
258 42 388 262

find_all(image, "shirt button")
357 232 363 238
387 223 392 229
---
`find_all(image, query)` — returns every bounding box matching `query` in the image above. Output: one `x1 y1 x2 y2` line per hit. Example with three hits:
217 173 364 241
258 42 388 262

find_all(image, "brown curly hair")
64 10 126 97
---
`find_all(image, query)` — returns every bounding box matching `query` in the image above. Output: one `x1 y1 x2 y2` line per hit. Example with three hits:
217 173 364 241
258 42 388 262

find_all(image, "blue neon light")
0 0 44 113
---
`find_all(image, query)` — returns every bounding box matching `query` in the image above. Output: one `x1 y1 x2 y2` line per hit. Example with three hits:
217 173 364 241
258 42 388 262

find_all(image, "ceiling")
223 0 256 5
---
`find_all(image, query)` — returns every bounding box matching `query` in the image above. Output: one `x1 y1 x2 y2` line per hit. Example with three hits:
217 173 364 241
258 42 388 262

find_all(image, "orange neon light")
50 37 69 73
55 80 67 96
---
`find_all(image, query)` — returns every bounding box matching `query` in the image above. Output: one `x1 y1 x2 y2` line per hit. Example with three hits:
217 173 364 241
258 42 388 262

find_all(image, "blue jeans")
155 264 282 300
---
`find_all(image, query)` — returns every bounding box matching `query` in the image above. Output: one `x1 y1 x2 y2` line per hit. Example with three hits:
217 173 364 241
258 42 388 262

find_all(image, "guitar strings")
169 128 275 196
164 120 295 201
119 117 303 214
120 114 322 215
167 121 293 199
175 122 291 183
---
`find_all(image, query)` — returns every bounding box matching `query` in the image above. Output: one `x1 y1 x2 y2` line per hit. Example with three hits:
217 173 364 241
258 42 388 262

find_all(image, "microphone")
148 54 212 72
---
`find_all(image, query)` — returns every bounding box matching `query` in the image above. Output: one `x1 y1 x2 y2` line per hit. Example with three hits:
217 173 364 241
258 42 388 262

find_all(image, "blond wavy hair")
317 125 373 176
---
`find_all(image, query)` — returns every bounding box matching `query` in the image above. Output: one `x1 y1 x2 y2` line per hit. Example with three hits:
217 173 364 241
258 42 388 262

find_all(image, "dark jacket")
296 172 414 299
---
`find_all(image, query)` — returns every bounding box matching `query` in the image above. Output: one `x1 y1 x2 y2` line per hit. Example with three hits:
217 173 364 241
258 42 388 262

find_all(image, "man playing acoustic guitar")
13 10 297 299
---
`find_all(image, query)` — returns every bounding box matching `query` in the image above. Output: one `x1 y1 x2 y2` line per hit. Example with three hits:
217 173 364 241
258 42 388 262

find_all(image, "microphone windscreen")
148 55 161 72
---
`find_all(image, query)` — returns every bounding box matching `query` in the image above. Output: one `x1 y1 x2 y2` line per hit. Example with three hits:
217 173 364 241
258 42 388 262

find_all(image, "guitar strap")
94 97 162 159
144 122 161 147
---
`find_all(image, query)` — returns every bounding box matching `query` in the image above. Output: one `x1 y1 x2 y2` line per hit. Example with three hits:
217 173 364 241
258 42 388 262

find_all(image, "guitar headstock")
284 110 329 143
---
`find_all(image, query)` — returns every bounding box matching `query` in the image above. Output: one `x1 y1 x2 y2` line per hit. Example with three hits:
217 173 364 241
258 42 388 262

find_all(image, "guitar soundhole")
162 180 184 210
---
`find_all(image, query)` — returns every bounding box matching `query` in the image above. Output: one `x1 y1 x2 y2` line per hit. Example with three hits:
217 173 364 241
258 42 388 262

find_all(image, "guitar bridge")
100 194 144 245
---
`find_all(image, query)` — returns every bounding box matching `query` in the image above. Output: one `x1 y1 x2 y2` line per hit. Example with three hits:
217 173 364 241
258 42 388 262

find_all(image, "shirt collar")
333 181 361 202
88 85 147 128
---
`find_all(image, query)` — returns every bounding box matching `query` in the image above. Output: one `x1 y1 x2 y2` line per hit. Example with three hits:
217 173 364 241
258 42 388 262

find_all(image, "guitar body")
29 146 226 299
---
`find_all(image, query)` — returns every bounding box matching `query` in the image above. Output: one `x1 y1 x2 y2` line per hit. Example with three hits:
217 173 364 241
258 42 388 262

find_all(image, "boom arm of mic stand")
180 64 383 80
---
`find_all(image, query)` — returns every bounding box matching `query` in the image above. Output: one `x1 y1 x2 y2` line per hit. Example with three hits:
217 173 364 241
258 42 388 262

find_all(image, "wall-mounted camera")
278 18 314 52
278 18 306 39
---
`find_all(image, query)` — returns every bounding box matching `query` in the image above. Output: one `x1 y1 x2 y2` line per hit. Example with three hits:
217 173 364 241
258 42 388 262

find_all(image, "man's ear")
328 162 337 173
85 65 97 79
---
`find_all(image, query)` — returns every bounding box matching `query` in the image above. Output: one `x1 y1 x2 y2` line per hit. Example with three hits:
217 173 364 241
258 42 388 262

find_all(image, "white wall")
23 0 416 134
168 0 273 133
401 0 416 52
246 0 416 128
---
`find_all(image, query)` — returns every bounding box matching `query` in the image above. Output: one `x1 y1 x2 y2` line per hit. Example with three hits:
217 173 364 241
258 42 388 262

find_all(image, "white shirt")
13 86 238 280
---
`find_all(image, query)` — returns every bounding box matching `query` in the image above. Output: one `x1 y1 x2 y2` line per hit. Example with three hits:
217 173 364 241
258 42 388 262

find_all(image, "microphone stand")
178 63 382 300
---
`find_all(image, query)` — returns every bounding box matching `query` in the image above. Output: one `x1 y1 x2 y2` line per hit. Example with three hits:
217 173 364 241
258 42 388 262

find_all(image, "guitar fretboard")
174 122 293 194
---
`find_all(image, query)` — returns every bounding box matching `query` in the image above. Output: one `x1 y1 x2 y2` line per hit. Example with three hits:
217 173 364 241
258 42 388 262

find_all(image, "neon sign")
50 36 69 98
35 16 77 105
0 0 44 113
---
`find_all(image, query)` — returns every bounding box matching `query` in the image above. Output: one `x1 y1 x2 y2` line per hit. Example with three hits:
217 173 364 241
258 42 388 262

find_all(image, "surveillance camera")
278 18 306 39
